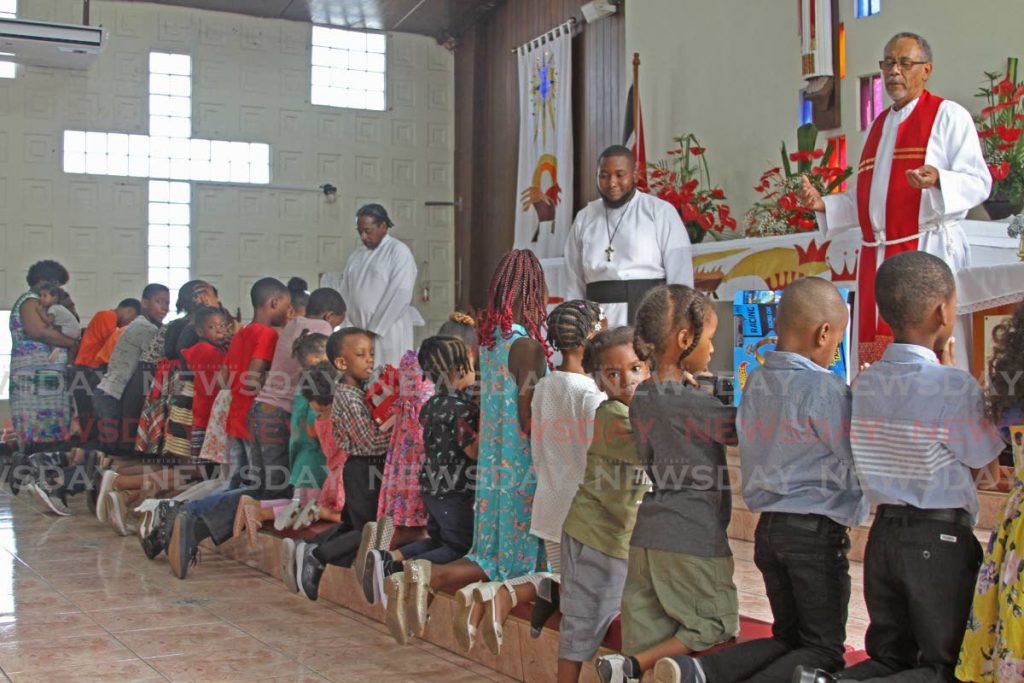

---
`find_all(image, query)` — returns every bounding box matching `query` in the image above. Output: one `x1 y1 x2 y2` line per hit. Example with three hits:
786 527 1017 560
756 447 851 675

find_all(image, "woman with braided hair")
596 284 739 683
377 250 552 651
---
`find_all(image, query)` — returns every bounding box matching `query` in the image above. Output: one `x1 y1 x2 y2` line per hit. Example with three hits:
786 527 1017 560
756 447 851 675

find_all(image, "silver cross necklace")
604 205 628 262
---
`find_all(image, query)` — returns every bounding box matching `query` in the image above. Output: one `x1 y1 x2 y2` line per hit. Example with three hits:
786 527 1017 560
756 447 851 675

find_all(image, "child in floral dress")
958 303 1024 682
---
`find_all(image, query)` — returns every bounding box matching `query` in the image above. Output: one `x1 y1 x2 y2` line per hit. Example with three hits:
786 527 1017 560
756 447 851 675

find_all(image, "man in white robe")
564 145 693 327
799 32 990 365
338 204 424 367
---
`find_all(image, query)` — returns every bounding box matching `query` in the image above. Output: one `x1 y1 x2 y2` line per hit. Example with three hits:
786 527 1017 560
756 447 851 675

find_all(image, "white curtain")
514 21 574 260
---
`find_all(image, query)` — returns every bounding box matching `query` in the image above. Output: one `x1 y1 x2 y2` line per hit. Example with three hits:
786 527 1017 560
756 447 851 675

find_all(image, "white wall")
627 0 1024 218
0 0 455 336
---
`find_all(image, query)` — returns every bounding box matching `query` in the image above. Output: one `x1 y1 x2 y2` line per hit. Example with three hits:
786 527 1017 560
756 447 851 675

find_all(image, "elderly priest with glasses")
797 32 991 364
563 144 693 327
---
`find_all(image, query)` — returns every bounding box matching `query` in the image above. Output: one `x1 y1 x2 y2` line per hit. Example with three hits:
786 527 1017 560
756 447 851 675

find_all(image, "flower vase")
985 197 1024 220
686 222 707 244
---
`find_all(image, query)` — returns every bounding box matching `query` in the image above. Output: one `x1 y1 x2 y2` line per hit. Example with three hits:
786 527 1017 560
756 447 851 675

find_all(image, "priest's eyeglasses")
879 58 929 71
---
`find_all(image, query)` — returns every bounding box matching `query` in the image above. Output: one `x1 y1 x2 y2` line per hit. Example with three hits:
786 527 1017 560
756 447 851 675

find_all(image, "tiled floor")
0 490 520 682
0 488 889 682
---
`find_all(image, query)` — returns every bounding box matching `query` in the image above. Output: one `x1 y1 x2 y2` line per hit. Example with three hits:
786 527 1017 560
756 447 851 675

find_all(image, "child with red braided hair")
380 249 553 650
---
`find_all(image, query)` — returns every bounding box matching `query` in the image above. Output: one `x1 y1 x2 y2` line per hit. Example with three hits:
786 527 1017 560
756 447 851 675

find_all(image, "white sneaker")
107 491 130 537
273 499 302 531
95 469 118 522
595 654 641 683
281 538 299 593
27 482 72 517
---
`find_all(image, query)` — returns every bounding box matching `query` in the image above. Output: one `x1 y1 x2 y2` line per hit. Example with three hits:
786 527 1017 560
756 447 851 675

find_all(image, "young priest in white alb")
564 145 693 328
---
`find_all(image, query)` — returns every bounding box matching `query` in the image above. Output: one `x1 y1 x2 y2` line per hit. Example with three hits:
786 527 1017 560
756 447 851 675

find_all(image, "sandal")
476 581 514 656
292 500 320 530
453 582 484 652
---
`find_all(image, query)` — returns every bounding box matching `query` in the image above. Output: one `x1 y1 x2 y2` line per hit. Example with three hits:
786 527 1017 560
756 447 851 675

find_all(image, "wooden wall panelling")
453 0 626 308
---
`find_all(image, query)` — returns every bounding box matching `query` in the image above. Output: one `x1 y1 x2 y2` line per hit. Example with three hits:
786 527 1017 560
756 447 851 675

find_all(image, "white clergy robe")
819 97 991 276
563 191 693 327
818 96 991 367
338 234 424 367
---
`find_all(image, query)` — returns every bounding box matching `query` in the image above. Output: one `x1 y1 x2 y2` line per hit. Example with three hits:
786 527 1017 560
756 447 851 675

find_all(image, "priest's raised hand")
797 174 826 212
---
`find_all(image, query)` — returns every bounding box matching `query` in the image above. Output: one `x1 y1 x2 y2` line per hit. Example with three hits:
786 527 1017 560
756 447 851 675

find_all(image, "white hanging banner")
514 20 574 260
800 0 834 80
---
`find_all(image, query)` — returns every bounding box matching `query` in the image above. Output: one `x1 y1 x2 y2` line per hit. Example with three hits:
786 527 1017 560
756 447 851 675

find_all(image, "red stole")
855 89 943 343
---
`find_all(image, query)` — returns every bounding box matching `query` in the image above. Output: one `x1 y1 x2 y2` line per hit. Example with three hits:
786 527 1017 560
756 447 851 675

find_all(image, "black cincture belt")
586 279 665 324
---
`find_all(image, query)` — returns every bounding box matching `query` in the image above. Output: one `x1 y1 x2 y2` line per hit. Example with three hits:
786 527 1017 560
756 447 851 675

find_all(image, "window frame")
309 25 389 112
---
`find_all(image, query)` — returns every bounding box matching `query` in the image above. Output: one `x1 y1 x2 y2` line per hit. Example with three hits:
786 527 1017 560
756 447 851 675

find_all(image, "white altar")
543 219 1023 372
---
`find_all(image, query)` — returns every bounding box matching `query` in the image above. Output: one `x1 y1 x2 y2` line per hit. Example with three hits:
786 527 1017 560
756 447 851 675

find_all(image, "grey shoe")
281 538 299 593
27 482 72 516
596 654 641 683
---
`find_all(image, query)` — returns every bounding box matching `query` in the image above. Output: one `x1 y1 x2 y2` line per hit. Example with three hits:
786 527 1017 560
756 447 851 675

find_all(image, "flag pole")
632 52 641 143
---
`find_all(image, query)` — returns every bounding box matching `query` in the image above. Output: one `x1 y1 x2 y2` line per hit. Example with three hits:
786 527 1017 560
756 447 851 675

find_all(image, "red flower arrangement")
647 134 738 243
976 60 1024 213
746 124 852 238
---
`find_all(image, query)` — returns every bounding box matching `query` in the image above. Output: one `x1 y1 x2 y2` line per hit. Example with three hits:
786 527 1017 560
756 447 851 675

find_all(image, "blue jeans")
398 492 474 565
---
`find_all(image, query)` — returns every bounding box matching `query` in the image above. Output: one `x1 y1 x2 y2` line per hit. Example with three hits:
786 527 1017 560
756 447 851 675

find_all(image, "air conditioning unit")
0 18 105 70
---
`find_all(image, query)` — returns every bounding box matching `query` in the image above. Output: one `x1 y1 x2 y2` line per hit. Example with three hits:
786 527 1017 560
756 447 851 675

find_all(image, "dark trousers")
697 512 851 683
836 507 982 683
312 455 385 567
244 403 292 497
398 492 475 565
70 365 102 444
92 389 125 452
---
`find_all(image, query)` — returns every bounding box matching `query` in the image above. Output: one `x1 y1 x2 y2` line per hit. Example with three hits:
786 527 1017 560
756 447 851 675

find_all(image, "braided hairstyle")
546 300 603 352
300 359 339 406
634 284 712 369
478 249 551 359
292 330 328 367
418 335 474 390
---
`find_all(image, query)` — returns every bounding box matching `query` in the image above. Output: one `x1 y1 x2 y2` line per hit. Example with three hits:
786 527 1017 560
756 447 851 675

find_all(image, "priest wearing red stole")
798 32 991 363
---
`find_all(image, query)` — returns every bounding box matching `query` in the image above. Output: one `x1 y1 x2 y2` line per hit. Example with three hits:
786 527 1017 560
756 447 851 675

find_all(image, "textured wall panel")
0 2 452 352
279 110 305 138
278 193 306 223
391 159 415 186
69 227 99 258
391 199 416 226
278 234 305 263
426 123 450 150
22 225 53 255
391 120 416 147
355 156 381 185
391 80 415 108
239 233 265 261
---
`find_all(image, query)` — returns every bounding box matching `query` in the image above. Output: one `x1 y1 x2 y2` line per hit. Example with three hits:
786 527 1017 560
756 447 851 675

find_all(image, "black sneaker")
141 500 178 560
791 667 838 683
168 509 199 580
362 550 402 605
298 543 325 601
